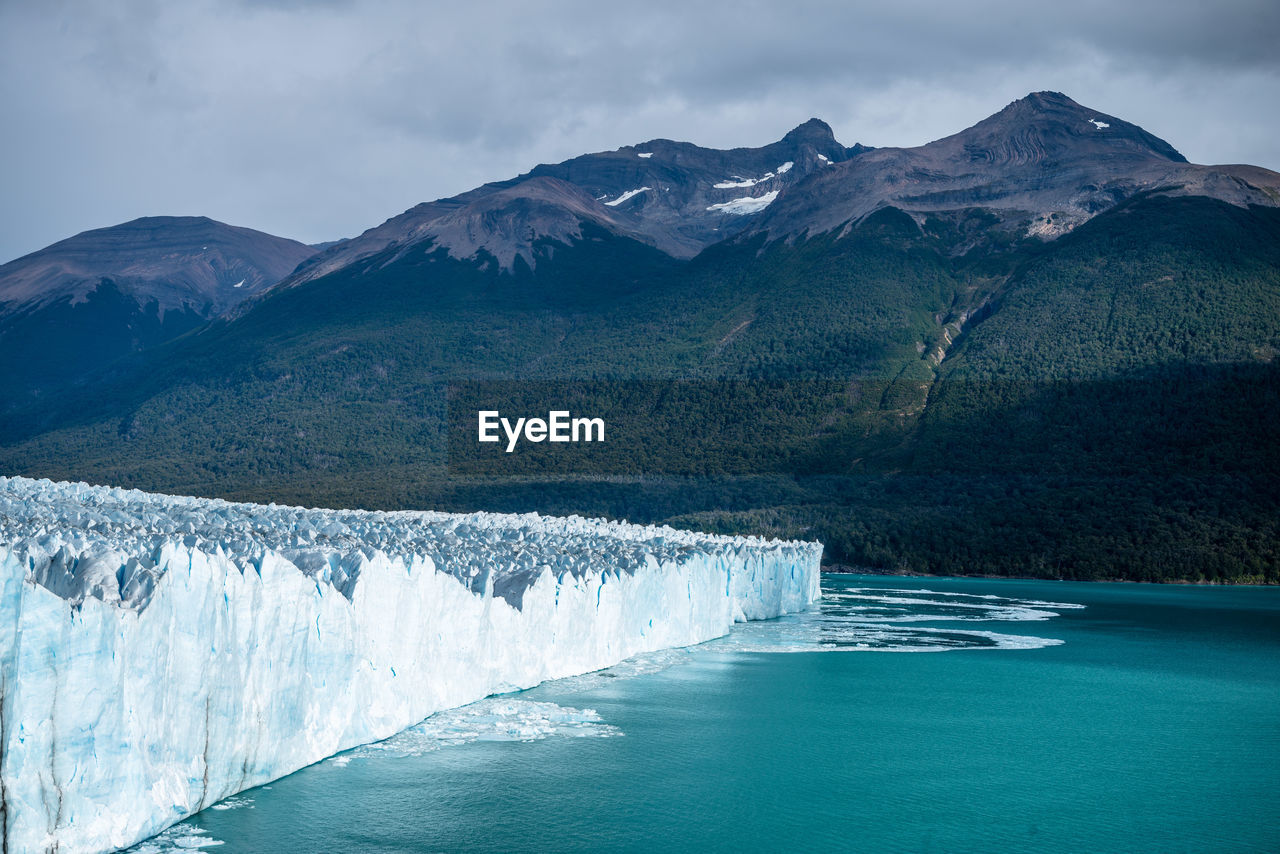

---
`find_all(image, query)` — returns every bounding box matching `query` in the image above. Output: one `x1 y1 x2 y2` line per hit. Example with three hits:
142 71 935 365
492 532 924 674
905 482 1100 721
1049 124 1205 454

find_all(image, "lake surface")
132 576 1280 853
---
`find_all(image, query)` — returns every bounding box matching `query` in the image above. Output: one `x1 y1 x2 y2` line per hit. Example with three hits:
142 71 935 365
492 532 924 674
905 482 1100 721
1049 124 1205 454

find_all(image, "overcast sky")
2 0 1278 263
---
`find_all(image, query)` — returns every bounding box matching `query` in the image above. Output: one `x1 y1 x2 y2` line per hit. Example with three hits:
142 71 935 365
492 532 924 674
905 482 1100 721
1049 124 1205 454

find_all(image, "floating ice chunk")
208 796 253 812
706 190 779 215
605 187 652 206
124 825 226 852
352 698 620 758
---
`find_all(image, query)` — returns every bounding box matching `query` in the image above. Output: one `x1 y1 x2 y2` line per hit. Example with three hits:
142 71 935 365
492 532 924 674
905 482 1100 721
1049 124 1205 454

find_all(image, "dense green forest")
3 196 1278 583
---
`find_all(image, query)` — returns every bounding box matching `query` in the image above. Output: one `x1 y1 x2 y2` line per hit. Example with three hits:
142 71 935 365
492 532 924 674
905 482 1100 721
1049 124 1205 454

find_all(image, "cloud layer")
2 0 1277 262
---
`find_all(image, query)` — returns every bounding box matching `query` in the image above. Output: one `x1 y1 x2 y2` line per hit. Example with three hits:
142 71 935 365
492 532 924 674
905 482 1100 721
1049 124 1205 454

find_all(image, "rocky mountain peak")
0 216 316 317
953 90 1188 165
284 120 862 284
746 90 1268 247
1014 90 1076 111
782 118 838 147
276 92 1277 292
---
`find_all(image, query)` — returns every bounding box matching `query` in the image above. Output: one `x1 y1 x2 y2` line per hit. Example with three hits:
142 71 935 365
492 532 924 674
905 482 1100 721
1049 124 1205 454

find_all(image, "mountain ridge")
0 216 317 404
278 117 863 288
749 92 1280 245
270 91 1280 298
0 215 316 317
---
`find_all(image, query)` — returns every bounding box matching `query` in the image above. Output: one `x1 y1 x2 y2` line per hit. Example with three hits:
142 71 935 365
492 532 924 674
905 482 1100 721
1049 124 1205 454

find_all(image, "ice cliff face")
0 476 821 853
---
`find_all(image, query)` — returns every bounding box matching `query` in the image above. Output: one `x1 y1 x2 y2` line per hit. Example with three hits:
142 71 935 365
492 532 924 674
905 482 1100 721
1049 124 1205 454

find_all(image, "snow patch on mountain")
605 187 652 206
707 190 780 215
715 173 774 189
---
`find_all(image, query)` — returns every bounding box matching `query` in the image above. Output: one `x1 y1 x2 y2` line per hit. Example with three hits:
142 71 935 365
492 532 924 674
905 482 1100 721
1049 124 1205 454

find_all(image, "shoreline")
820 564 1276 586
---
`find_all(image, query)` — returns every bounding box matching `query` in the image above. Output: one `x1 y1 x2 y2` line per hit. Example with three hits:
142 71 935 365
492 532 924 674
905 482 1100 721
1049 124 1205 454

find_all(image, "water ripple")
704 586 1083 653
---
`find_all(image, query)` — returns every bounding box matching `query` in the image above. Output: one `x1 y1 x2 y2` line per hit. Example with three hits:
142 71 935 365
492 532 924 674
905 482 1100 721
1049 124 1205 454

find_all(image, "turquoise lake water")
133 576 1280 853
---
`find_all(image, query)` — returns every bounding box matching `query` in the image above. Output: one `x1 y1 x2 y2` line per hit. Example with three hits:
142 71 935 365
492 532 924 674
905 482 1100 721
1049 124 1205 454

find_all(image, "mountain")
0 216 315 317
2 94 1278 584
0 216 316 403
280 93 1279 297
284 118 861 286
751 92 1280 245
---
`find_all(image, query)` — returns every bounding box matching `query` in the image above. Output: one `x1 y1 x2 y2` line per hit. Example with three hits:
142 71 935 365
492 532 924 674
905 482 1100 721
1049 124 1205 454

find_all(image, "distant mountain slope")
0 216 315 402
285 119 862 286
281 93 1278 302
516 117 863 256
750 92 1280 245
916 194 1280 476
0 216 315 315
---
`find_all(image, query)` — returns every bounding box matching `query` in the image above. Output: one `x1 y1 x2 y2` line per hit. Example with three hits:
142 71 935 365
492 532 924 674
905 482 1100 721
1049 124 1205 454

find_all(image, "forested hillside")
3 194 1277 582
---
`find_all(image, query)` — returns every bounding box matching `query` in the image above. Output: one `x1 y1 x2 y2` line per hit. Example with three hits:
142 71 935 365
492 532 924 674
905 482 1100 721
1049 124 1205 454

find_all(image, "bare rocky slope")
748 92 1280 246
0 216 316 317
283 118 864 285
276 92 1280 298
0 216 316 402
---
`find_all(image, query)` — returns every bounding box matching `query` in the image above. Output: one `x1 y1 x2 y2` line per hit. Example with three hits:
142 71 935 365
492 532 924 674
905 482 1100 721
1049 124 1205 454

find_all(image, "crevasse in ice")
0 476 821 853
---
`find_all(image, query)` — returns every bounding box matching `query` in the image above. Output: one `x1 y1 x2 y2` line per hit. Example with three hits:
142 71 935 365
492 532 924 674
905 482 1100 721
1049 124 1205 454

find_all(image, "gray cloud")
2 0 1278 263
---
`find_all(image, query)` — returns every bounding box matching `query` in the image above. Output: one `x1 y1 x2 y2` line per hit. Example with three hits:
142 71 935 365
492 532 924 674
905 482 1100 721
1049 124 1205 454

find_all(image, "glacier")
0 476 821 853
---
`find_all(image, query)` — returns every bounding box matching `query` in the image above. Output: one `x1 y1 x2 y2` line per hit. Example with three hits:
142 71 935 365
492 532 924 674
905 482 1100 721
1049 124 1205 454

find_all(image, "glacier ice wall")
0 476 821 853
